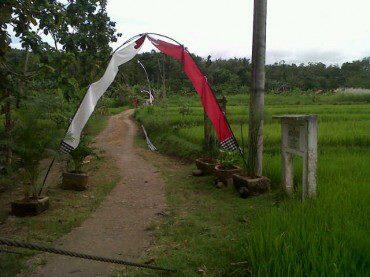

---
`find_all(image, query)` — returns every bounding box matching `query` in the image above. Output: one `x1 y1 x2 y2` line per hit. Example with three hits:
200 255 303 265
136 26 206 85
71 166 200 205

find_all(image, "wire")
145 32 183 46
112 32 183 57
112 33 144 55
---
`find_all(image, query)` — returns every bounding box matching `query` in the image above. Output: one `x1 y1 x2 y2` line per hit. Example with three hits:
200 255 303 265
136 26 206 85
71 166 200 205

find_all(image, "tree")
0 0 47 167
13 95 62 200
57 0 121 88
342 58 370 88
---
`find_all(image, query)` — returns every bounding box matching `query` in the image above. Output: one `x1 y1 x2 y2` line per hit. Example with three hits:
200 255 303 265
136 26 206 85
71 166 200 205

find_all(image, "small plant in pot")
214 150 241 187
62 136 95 191
11 106 60 217
193 156 219 176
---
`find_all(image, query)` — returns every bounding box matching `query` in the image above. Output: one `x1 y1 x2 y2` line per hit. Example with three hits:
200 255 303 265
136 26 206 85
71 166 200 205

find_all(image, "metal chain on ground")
0 237 175 273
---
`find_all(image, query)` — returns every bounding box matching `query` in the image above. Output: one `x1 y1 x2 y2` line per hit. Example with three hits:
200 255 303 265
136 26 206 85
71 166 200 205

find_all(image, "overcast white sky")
107 0 370 65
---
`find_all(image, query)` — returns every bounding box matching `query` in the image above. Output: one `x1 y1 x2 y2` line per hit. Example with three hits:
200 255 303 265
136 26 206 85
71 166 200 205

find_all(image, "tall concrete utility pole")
248 0 267 177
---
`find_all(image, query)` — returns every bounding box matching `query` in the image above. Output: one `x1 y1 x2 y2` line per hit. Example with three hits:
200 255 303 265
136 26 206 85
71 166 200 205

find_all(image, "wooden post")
4 89 12 166
204 96 227 151
17 49 30 108
248 0 267 177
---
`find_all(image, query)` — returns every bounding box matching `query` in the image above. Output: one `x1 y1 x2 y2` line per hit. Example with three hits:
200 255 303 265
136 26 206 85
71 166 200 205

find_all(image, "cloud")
266 49 370 65
8 0 370 65
108 0 370 65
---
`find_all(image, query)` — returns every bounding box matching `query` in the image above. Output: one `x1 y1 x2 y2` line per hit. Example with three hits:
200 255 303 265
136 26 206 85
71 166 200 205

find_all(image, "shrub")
13 103 60 200
218 150 239 169
67 135 95 173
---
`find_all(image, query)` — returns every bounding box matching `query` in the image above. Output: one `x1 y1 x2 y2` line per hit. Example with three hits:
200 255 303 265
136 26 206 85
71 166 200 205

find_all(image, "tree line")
116 53 369 97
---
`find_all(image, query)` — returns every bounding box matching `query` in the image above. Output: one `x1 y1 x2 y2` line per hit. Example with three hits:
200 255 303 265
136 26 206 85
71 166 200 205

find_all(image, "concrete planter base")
233 174 270 198
214 165 241 187
62 172 88 191
194 157 218 176
11 196 50 217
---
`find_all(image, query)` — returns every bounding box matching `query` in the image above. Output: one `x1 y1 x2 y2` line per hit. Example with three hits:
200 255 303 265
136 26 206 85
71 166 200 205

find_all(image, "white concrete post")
281 122 294 194
274 115 318 200
306 116 318 198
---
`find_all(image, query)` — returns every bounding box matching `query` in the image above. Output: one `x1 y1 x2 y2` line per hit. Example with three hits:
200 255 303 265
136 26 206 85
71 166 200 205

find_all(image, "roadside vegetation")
135 92 370 275
0 110 122 276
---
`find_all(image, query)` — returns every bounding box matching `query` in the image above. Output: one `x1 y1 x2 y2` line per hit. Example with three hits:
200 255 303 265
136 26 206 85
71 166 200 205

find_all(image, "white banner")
61 36 145 152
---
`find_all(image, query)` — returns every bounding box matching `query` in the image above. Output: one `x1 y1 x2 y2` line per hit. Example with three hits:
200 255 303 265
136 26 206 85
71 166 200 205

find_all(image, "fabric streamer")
60 35 146 153
147 36 238 151
141 125 157 151
61 34 238 153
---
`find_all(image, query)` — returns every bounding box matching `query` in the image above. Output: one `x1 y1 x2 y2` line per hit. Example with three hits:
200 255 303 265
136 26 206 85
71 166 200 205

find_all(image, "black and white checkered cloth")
60 141 74 154
220 136 238 151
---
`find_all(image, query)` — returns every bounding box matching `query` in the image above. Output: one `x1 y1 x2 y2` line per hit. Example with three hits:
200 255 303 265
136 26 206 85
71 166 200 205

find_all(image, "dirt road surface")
31 109 166 276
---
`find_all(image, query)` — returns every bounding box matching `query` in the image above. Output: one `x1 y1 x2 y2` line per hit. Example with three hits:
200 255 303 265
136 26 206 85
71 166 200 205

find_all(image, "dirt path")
32 109 166 276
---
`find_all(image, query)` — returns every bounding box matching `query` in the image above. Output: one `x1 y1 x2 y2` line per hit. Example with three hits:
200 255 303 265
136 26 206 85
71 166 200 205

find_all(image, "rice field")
135 92 370 275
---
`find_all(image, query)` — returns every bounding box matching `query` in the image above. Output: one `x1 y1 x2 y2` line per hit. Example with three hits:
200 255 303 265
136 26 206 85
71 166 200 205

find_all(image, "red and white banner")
62 34 238 152
61 36 145 152
148 36 238 150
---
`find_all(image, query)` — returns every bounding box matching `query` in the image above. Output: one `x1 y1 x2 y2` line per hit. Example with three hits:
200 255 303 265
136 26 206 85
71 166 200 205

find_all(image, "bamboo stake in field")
248 0 267 177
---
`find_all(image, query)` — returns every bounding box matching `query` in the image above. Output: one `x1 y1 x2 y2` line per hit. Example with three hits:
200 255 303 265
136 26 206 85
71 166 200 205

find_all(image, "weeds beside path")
126 146 275 276
0 111 121 276
0 105 149 276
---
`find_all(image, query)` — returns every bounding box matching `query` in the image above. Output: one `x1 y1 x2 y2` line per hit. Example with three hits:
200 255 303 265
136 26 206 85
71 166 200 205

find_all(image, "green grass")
83 106 128 137
0 108 125 276
134 93 370 276
108 105 129 115
84 113 110 137
0 157 119 276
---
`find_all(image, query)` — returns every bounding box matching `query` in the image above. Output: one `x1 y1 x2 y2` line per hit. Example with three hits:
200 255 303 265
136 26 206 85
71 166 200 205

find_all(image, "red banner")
148 36 237 150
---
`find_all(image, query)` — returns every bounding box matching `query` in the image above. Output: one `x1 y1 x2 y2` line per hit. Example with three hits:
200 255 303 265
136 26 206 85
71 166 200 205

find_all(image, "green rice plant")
242 149 370 276
156 134 203 159
134 93 370 275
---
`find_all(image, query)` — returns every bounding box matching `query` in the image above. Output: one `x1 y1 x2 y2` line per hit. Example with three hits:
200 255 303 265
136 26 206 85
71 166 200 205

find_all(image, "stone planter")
11 196 50 217
214 165 241 187
233 174 270 198
62 172 88 191
194 157 218 176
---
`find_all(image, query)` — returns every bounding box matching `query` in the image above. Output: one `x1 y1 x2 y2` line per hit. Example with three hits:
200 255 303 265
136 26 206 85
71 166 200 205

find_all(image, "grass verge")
0 110 123 276
129 148 369 276
133 94 370 276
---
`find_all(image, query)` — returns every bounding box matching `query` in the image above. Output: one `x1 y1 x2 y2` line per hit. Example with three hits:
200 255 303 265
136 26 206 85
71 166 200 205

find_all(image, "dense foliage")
13 96 62 199
0 0 120 191
68 135 96 173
